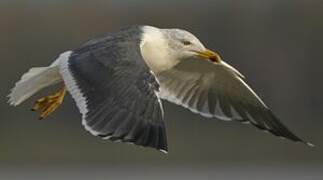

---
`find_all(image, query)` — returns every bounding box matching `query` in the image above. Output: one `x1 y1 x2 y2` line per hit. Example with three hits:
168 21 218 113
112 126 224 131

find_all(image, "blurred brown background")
0 0 322 179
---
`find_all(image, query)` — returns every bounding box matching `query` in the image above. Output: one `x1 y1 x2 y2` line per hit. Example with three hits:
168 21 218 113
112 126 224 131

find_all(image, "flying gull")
8 25 313 153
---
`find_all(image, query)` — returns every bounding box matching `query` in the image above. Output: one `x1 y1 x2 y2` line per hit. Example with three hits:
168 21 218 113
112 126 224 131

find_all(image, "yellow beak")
195 49 222 63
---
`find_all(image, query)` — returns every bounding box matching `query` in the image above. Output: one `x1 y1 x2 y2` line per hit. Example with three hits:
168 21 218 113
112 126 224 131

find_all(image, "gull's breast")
140 26 180 74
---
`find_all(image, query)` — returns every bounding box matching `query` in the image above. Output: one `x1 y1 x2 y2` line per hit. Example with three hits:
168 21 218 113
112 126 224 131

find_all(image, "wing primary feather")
219 95 233 118
157 58 312 147
207 91 218 115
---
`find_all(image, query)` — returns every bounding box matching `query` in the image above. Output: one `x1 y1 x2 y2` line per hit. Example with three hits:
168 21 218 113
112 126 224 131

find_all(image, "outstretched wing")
157 58 312 146
59 29 168 153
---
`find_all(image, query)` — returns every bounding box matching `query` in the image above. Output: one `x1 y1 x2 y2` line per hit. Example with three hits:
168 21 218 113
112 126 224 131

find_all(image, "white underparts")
8 55 63 106
140 26 180 74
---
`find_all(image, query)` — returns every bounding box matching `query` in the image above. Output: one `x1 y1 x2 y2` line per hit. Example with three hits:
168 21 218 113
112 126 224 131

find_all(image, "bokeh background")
0 0 322 179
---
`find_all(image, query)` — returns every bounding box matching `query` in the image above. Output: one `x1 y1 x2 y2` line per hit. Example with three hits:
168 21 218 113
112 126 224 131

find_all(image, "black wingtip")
99 133 169 154
97 123 168 154
242 108 314 148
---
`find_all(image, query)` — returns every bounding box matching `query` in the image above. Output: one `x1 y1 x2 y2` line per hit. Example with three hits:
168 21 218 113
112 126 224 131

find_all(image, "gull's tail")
8 62 62 106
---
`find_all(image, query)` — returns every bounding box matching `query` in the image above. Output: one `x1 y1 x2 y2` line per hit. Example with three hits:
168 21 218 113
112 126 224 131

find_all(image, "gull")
8 25 313 153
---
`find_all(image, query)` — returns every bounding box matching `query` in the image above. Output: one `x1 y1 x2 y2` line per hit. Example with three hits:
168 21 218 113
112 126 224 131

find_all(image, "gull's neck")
140 26 180 74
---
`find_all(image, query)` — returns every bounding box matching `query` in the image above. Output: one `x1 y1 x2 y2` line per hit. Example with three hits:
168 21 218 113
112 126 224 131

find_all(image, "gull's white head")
162 29 206 58
140 26 221 73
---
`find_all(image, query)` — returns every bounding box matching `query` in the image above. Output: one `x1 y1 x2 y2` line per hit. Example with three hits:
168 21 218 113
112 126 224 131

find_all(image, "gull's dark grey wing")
59 27 167 153
157 58 312 147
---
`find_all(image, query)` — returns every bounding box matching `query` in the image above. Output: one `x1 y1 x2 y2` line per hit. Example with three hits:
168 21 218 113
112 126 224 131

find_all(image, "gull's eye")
181 40 192 46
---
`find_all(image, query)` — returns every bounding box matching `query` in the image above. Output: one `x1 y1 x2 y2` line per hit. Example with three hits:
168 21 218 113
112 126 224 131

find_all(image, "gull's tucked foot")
32 87 66 120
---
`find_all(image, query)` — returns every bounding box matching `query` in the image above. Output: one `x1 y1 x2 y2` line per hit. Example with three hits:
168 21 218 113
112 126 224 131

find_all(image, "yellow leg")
32 87 66 120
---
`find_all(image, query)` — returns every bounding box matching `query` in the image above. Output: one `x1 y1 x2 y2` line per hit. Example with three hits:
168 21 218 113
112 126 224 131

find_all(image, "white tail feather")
8 66 62 106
